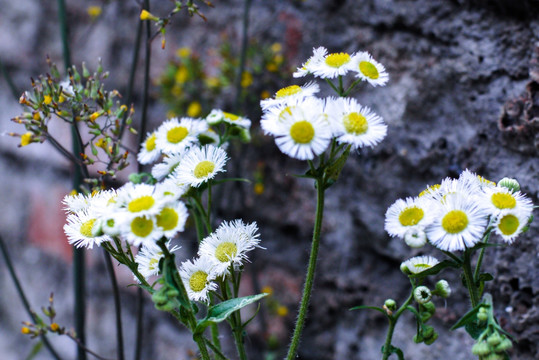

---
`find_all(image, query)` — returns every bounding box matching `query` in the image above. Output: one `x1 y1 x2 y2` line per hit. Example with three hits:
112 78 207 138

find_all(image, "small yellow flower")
140 9 158 21
89 112 100 122
95 138 107 149
32 112 41 121
274 54 284 65
260 90 271 99
43 95 52 105
50 323 60 332
254 183 264 195
87 6 102 19
175 66 189 84
21 327 31 335
261 286 273 295
271 42 282 53
277 305 289 317
171 85 183 97
205 77 220 88
187 101 202 117
241 71 253 88
58 95 66 103
20 132 33 147
176 47 192 58
266 63 278 72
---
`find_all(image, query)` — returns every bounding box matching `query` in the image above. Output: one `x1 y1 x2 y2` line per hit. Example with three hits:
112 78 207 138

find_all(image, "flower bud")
414 286 432 304
434 280 451 298
487 332 502 346
400 262 411 275
424 330 438 345
494 338 512 352
404 227 427 248
472 341 491 356
384 299 397 312
477 307 488 322
498 177 520 193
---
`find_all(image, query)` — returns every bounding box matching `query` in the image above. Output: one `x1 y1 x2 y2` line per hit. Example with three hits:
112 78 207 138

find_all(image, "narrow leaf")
349 305 387 316
450 303 488 331
409 260 460 278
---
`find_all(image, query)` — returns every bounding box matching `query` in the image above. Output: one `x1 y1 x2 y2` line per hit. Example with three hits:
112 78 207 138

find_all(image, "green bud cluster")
152 283 181 312
472 329 512 359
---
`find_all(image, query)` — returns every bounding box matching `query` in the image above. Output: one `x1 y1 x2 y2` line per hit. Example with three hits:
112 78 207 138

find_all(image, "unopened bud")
498 177 520 193
413 286 432 304
384 299 397 312
404 227 427 248
434 280 451 298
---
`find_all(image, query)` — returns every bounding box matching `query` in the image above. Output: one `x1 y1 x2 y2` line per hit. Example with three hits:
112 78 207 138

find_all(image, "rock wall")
0 0 537 359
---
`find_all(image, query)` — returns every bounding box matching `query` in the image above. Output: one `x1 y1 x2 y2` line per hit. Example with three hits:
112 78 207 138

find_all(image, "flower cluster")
385 170 533 252
260 46 389 160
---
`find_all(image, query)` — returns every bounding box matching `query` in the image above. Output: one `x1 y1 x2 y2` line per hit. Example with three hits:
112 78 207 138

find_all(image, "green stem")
325 78 339 94
382 293 413 360
233 329 248 360
473 230 492 283
194 335 212 360
0 58 20 99
204 337 229 360
207 180 212 229
463 248 479 308
193 193 211 234
342 79 362 97
338 75 344 95
102 251 125 360
286 176 325 360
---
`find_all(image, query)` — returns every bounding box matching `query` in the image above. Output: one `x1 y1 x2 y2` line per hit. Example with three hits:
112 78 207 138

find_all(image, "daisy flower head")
151 153 184 181
155 201 189 239
352 51 389 87
135 241 180 280
326 97 387 149
137 131 161 165
260 81 319 111
198 220 262 276
155 117 208 155
481 186 533 218
63 192 92 214
121 214 162 247
271 104 332 160
311 50 356 79
64 210 111 249
493 209 532 244
458 169 496 192
261 96 324 136
179 257 218 303
425 193 490 252
115 183 166 218
198 127 220 146
222 111 251 129
206 109 224 125
400 255 440 275
385 197 433 239
293 46 327 78
154 178 188 201
173 145 228 187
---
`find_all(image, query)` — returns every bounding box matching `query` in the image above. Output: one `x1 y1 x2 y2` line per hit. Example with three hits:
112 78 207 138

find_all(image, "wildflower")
326 97 387 149
179 257 218 302
261 96 324 136
137 132 161 165
154 178 188 201
404 227 428 248
413 286 432 304
481 186 533 217
260 82 319 110
434 280 451 298
135 241 180 280
222 112 251 129
385 197 432 239
176 47 191 58
155 201 189 238
493 209 531 244
64 210 111 249
206 109 224 125
151 153 184 181
173 145 227 187
155 117 207 155
293 46 327 78
140 9 159 21
497 177 520 193
20 132 33 147
87 6 102 19
400 255 440 275
122 215 162 247
187 101 202 117
352 51 389 87
115 183 166 218
425 193 489 251
311 51 356 79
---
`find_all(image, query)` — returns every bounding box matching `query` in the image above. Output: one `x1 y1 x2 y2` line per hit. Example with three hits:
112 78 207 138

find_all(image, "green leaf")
25 341 43 360
349 305 387 316
409 260 460 278
464 321 486 340
195 293 268 335
451 303 488 331
128 172 157 185
478 273 494 282
324 145 351 188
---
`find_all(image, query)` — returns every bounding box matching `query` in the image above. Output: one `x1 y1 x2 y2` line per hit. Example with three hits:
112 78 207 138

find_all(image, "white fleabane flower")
481 186 533 217
293 46 327 78
154 178 188 201
63 192 92 214
385 197 432 239
271 104 331 160
137 132 161 165
222 111 251 129
404 227 428 248
206 109 224 125
179 257 218 303
311 51 356 79
458 169 496 192
426 193 489 251
198 220 262 276
64 210 111 249
352 51 389 87
493 209 531 244
135 241 180 280
115 183 166 218
155 201 188 239
173 145 228 187
260 82 319 110
151 153 184 181
326 97 387 149
155 117 207 155
400 255 440 275
121 215 162 247
261 97 324 136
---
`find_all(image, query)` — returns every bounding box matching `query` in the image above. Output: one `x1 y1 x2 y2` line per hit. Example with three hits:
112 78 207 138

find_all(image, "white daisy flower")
352 51 389 87
426 193 490 251
198 128 220 146
206 109 224 125
481 186 533 217
293 46 327 78
260 82 319 110
311 51 356 79
326 97 387 149
155 201 189 239
179 257 218 303
115 183 165 218
154 178 188 201
173 145 228 187
151 153 184 181
155 117 207 155
64 210 111 249
198 220 262 276
458 169 496 191
137 132 161 165
222 111 251 129
98 211 127 237
261 97 325 136
63 192 92 214
121 215 162 247
271 104 332 160
135 241 180 280
493 209 532 244
400 255 440 275
385 197 433 239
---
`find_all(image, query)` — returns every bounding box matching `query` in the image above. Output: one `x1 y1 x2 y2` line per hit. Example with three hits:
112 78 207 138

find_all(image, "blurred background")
0 0 538 359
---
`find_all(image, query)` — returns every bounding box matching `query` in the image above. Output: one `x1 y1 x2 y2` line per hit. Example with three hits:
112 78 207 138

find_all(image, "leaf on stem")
349 305 387 316
409 260 460 278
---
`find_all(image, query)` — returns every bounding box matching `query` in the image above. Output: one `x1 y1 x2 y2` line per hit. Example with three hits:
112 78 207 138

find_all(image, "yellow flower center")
441 210 469 234
80 219 96 237
325 53 351 68
223 112 239 121
359 61 379 79
491 192 516 209
290 121 315 144
498 214 519 235
215 242 238 263
478 175 496 186
413 263 432 270
106 219 115 227
279 106 295 121
130 217 153 237
145 134 157 151
156 207 179 231
128 196 155 213
419 184 440 197
194 160 216 179
148 256 160 270
343 112 369 135
166 126 189 144
398 207 424 226
187 101 202 117
275 85 301 99
189 271 208 292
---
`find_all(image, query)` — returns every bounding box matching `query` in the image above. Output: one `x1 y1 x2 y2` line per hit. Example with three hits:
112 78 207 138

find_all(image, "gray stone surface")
0 0 537 359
